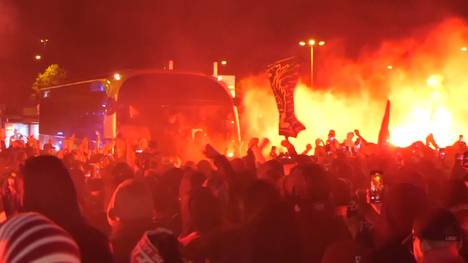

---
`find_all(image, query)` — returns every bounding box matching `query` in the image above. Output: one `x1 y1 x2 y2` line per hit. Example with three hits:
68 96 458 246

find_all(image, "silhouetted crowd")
0 130 466 263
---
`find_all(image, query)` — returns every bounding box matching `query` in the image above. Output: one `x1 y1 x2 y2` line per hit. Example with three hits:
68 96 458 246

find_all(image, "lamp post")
40 38 49 48
299 38 325 86
213 60 228 77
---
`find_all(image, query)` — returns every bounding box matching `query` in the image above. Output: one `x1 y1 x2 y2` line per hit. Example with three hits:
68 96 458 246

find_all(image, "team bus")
38 70 241 160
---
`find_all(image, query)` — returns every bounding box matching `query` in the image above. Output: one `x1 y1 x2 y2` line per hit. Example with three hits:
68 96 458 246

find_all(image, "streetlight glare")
387 65 393 70
221 60 228 65
34 54 42 60
113 73 122 81
461 46 468 52
298 37 326 86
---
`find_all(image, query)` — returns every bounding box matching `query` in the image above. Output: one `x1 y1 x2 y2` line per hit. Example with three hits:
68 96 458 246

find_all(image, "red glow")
242 18 468 150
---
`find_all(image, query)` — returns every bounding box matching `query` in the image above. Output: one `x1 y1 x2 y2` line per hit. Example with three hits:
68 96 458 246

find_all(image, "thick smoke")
0 0 17 59
241 18 468 149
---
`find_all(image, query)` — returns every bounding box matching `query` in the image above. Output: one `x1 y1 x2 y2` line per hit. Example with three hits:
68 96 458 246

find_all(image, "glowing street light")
221 60 228 65
34 54 42 61
461 46 468 52
113 73 122 81
387 65 393 70
299 37 326 86
40 38 49 49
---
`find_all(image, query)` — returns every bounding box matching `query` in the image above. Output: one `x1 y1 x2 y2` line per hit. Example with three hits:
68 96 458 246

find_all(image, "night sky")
1 0 467 107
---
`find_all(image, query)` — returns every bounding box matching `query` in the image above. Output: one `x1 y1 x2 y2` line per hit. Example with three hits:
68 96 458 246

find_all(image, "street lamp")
299 38 326 86
461 46 467 52
113 73 122 81
34 54 42 61
40 38 48 44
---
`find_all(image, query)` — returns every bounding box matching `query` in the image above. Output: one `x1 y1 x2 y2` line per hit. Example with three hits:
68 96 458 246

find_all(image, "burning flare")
241 18 468 150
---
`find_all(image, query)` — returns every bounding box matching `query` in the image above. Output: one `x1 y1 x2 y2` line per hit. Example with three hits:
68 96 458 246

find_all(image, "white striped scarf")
0 212 81 263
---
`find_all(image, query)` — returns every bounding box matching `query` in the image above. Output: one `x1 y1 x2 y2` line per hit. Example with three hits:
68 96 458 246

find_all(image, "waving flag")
378 100 391 146
267 57 305 138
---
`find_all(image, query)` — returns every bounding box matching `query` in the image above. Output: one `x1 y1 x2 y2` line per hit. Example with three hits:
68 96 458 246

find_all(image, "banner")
267 57 305 138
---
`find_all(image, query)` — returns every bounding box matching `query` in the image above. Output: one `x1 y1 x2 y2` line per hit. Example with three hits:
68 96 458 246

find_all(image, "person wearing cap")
413 208 466 263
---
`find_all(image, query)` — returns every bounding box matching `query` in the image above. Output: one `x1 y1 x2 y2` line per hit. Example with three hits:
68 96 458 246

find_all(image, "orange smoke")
241 18 468 150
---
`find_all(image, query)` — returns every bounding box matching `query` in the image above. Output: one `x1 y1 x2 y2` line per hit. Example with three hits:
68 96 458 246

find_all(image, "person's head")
193 130 206 144
257 159 284 185
384 183 428 239
230 158 245 174
188 187 222 233
412 208 464 263
111 162 135 187
243 180 281 222
179 170 205 200
243 187 303 263
197 159 213 178
331 177 353 208
151 168 183 214
107 179 154 226
284 163 331 210
21 155 82 225
0 212 81 262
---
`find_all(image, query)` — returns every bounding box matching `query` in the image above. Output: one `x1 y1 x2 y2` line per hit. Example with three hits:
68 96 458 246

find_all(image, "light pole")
213 60 228 77
299 39 325 86
40 38 49 48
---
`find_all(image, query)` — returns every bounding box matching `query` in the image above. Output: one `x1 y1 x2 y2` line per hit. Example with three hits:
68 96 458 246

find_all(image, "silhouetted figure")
107 179 155 263
22 155 114 263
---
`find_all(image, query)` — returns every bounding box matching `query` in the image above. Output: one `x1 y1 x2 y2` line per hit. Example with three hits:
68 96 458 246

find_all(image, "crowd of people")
0 129 466 263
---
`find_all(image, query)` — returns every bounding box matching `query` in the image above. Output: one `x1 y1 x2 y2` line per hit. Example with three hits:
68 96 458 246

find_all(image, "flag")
378 100 391 146
267 57 305 138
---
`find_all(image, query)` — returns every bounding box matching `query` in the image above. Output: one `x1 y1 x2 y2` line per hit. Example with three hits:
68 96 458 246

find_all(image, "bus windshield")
117 73 236 158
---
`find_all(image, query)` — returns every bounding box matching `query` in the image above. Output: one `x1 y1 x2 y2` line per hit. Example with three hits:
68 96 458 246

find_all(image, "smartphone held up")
369 170 384 203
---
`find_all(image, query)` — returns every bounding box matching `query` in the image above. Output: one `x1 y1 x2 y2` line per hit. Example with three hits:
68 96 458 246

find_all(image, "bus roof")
40 79 108 91
41 70 228 91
